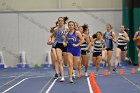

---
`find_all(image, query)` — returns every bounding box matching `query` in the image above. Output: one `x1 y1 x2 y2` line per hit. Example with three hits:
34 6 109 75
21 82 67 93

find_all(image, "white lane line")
0 70 32 89
121 75 140 90
29 75 69 79
0 76 16 78
0 75 68 80
87 77 93 93
1 78 28 93
28 75 53 79
45 78 58 93
38 77 54 93
0 75 50 78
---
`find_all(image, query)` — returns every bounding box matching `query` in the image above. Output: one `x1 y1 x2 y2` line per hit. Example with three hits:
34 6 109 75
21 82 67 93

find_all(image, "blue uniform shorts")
67 47 81 56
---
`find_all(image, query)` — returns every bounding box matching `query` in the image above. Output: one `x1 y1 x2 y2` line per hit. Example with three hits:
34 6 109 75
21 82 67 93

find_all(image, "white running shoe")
69 78 74 83
60 77 65 82
85 72 88 77
72 73 76 79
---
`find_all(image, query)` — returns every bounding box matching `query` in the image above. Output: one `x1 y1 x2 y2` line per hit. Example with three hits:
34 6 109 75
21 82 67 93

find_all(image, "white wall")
61 0 122 9
0 0 122 10
0 9 122 67
0 13 19 67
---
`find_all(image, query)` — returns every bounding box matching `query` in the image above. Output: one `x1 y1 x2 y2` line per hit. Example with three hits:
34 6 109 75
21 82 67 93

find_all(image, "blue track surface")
0 66 140 93
96 74 140 93
50 77 90 93
5 77 53 93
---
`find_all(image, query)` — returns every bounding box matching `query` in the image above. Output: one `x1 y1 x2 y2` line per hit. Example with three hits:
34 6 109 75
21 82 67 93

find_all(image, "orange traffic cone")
93 81 102 93
131 68 136 74
90 72 96 78
119 69 125 75
104 70 108 76
93 84 98 93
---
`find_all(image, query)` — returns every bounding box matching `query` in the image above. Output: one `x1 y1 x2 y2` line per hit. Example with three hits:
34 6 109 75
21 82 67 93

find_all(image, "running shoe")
137 68 140 72
84 72 88 77
60 77 65 82
112 68 117 72
72 73 76 79
78 72 82 78
108 71 111 75
69 78 74 83
53 73 58 79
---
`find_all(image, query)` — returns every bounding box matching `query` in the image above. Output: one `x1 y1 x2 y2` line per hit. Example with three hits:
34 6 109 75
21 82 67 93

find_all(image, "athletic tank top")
55 28 66 43
117 31 127 46
66 30 80 48
87 36 92 51
137 31 140 46
104 31 113 49
51 36 57 47
80 34 87 49
93 39 103 53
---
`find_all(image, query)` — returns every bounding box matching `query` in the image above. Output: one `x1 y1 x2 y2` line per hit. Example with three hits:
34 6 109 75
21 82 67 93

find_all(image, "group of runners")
47 16 140 83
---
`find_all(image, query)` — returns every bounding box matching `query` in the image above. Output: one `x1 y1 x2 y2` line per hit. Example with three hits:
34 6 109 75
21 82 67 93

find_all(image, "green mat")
35 64 43 68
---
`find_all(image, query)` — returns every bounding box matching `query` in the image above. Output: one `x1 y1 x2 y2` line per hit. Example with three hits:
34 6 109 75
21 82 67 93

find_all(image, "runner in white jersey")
113 25 129 72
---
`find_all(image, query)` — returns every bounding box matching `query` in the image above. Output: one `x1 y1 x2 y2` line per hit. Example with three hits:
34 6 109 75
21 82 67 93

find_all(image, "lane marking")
115 71 140 90
87 77 93 93
28 75 53 79
121 75 140 90
38 77 54 93
0 76 16 78
45 78 58 93
0 75 69 79
0 70 32 89
1 78 28 93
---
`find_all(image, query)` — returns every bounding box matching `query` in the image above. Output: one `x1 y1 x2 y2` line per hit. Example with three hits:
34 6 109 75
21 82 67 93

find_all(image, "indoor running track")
0 66 140 93
0 67 91 93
